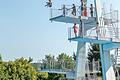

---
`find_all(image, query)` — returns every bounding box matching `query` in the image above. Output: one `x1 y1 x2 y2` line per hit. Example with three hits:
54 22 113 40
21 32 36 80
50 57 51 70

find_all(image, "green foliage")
41 53 75 79
88 44 102 76
42 54 55 69
28 57 33 63
57 53 75 69
88 44 100 62
42 54 64 79
0 57 37 80
0 52 76 80
37 72 48 80
48 73 64 80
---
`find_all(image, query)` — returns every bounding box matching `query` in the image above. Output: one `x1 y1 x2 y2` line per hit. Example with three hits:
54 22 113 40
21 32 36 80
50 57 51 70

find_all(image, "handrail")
35 60 100 74
50 5 97 19
68 24 120 40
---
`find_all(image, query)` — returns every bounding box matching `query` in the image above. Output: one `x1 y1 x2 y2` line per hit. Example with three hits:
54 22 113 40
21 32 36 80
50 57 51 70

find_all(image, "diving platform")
69 35 120 44
49 5 97 30
69 36 120 44
50 15 96 24
32 60 100 74
50 15 96 31
32 60 100 79
69 36 120 50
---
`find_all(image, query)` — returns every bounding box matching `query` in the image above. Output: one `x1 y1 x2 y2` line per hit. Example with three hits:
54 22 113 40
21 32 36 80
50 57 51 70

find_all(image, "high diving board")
50 15 96 30
50 15 96 24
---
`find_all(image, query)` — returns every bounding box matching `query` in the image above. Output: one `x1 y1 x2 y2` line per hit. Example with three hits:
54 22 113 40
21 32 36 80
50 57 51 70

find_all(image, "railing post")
50 8 52 19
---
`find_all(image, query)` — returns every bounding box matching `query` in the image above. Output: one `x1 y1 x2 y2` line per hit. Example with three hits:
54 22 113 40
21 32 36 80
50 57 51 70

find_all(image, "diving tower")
45 0 120 80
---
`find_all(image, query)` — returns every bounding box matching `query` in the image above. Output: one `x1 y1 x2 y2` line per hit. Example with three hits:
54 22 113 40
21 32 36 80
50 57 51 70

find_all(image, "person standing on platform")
73 23 78 37
81 0 87 16
58 4 68 16
72 4 76 16
96 22 100 37
83 6 87 16
63 5 66 16
90 4 93 17
81 0 84 16
81 0 84 11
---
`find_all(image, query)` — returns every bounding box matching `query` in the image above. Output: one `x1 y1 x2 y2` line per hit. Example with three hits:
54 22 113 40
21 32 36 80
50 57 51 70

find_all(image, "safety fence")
33 60 100 74
102 10 119 25
38 60 76 71
68 25 120 39
85 61 100 73
50 5 96 19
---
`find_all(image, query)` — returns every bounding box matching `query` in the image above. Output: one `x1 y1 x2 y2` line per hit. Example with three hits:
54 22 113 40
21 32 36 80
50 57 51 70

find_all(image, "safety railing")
50 5 96 19
39 60 76 71
68 25 120 40
35 60 100 74
103 10 119 25
85 61 100 73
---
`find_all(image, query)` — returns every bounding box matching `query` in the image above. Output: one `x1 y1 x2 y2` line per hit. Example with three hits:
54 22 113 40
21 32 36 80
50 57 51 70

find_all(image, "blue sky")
0 0 119 62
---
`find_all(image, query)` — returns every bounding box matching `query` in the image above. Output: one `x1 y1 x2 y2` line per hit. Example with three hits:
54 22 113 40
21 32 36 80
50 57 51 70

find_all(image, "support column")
99 44 116 80
75 42 86 80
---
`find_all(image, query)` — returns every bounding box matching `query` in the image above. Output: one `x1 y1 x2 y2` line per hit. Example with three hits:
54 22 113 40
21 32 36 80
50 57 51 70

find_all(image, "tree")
14 57 37 80
42 54 64 79
88 44 100 62
48 73 64 80
88 43 102 76
42 54 55 69
57 53 75 69
0 57 37 80
28 57 33 63
37 72 48 80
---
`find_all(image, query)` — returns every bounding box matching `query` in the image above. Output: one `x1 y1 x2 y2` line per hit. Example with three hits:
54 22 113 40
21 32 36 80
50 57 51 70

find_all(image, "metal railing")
102 10 119 25
68 25 120 40
35 60 100 74
50 5 96 19
39 60 75 71
85 61 100 73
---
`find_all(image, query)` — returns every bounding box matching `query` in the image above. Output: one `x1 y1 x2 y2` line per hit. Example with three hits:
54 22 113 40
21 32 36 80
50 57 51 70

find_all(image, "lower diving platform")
69 36 120 50
32 60 100 79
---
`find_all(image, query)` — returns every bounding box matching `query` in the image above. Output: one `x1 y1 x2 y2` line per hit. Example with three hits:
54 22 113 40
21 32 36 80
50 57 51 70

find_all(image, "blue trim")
99 44 106 80
103 43 120 50
68 36 112 44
